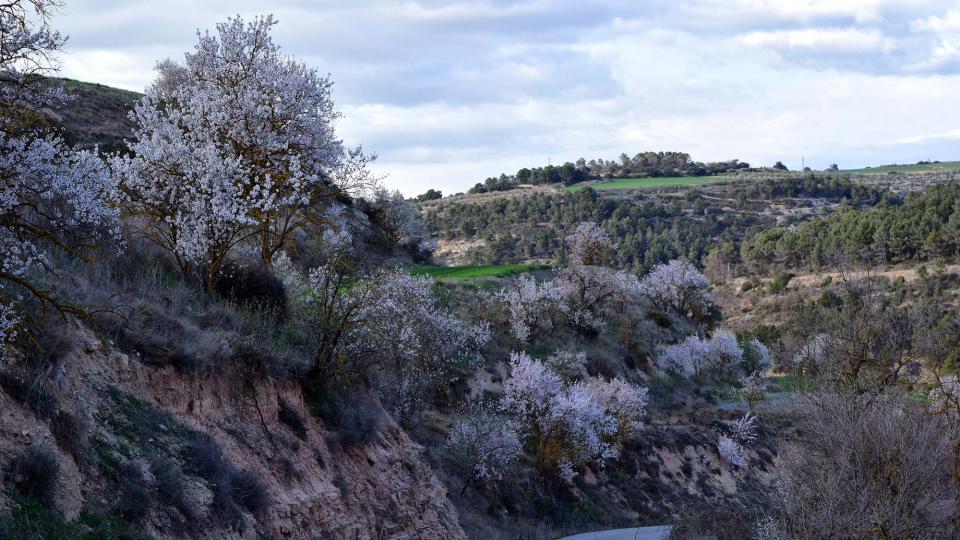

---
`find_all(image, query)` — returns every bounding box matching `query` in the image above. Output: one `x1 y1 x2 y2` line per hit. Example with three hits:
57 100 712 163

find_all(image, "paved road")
557 525 672 540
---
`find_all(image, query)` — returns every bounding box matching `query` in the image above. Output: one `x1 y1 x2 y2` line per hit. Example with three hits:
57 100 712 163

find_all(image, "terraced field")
843 161 960 174
410 263 553 280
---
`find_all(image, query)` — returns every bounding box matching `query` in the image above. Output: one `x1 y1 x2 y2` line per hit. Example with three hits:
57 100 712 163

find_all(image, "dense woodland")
741 182 960 271
467 152 749 194
427 175 892 273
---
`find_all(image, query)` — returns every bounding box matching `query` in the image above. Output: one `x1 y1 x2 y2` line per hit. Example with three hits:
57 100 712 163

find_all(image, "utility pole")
801 155 805 170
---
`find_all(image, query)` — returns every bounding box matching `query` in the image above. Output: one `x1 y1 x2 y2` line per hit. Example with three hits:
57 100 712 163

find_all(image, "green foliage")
566 176 737 191
0 497 144 540
742 182 960 270
411 263 552 281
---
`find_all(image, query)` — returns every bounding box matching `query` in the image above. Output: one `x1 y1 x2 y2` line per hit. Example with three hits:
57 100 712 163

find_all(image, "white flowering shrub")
566 222 614 266
717 435 746 468
718 413 757 469
739 372 767 410
116 15 372 286
587 377 649 437
555 264 642 335
741 338 774 375
446 414 522 492
334 270 490 415
500 352 648 478
792 334 830 368
1 1 120 346
369 187 427 247
640 259 715 319
730 412 758 445
657 330 744 379
544 350 589 381
492 274 566 343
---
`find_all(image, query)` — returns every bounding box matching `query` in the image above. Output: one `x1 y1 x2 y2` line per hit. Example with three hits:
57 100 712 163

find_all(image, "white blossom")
544 350 589 381
492 274 567 342
742 338 774 374
0 303 18 351
657 330 744 378
340 270 490 415
566 222 614 266
793 334 830 366
500 352 647 476
718 435 746 468
640 259 714 319
116 15 372 283
555 264 642 334
557 461 578 483
446 415 522 482
730 412 758 446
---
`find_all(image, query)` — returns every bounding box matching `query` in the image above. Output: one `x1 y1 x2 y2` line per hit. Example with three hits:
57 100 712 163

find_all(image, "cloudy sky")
53 0 960 195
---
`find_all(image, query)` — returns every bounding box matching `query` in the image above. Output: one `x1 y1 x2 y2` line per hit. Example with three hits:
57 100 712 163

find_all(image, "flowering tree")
555 264 641 335
369 187 427 247
295 261 489 415
640 259 714 320
544 350 589 381
500 352 647 480
492 274 566 343
566 222 614 266
1 0 119 350
740 338 773 375
116 15 372 287
717 413 757 469
446 413 522 494
657 330 743 380
739 372 767 411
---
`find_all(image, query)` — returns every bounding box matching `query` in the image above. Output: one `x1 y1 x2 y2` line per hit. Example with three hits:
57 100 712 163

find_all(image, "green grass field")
566 175 738 191
843 161 960 174
411 263 553 281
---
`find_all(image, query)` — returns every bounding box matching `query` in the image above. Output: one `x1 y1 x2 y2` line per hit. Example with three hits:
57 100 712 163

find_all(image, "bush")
183 435 227 481
0 370 57 419
212 262 287 315
50 410 90 469
307 384 383 446
149 455 191 517
646 309 672 328
9 447 59 508
115 463 152 523
229 469 270 514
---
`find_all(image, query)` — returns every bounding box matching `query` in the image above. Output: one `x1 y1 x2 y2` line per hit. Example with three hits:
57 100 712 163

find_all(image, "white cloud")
45 0 960 195
737 28 896 53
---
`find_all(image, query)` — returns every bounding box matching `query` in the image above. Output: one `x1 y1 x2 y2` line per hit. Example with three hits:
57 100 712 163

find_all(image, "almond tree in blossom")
116 15 373 287
499 352 647 481
492 274 567 343
640 259 715 320
1 0 119 350
656 330 743 380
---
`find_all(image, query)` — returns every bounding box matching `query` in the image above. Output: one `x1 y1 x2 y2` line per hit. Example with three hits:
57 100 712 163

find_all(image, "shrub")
49 410 90 468
183 435 227 481
0 370 57 419
9 447 59 508
211 263 287 315
115 463 152 523
229 469 270 514
149 455 191 517
647 309 672 328
308 385 383 446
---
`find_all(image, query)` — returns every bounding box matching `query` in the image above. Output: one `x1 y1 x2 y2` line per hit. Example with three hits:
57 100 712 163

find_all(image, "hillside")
6 38 960 540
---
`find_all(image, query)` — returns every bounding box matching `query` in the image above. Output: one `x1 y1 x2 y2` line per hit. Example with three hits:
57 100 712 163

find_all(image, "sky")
53 0 960 196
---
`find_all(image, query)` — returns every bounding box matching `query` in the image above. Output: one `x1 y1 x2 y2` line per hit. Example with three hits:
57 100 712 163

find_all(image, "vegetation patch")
411 263 553 281
566 176 740 191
